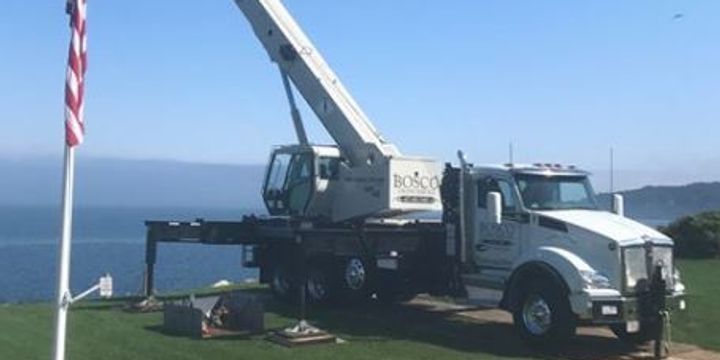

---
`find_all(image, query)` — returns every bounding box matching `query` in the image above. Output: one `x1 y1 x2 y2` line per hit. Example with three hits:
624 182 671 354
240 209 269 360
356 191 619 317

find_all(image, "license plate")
626 320 640 333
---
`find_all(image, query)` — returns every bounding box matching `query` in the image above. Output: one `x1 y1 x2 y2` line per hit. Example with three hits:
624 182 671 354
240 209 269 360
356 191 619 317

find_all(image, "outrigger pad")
126 296 164 313
163 291 264 338
267 320 337 347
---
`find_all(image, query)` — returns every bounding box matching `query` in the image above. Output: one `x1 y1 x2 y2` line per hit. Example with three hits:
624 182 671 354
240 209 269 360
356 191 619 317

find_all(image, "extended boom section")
234 0 395 163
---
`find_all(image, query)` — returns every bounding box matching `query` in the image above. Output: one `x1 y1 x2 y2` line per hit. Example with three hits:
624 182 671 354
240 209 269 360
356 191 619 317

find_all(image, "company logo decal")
393 173 441 195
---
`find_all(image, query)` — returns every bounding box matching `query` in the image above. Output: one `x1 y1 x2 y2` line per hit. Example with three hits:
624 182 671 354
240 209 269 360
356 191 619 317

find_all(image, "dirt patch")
408 296 720 360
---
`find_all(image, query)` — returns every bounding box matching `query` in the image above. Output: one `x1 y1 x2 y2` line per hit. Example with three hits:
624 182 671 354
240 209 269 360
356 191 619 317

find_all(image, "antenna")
509 142 514 166
610 147 614 193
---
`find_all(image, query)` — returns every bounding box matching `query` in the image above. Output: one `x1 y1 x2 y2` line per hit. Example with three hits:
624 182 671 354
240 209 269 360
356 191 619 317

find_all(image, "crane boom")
234 0 441 221
234 0 399 166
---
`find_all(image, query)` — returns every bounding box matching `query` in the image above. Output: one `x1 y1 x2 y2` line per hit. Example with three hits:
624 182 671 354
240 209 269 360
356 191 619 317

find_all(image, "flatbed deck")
142 216 452 300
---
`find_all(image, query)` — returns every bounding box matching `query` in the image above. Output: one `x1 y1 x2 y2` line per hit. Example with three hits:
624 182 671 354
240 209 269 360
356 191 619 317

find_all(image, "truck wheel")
339 257 370 303
610 322 659 344
306 264 334 305
270 265 296 302
512 279 576 346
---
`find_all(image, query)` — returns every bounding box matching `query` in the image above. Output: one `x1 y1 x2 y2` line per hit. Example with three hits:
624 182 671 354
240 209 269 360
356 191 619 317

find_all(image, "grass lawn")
0 260 717 360
671 259 720 351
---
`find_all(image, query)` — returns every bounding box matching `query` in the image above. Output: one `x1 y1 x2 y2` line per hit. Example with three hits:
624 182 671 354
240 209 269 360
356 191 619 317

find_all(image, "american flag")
64 0 87 147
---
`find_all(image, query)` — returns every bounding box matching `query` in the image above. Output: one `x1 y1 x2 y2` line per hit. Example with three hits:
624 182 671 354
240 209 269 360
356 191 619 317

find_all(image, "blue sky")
1 1 719 187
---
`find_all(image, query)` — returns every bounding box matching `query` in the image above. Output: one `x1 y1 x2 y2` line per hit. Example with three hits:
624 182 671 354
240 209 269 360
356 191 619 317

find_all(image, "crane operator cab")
262 143 443 221
263 145 341 218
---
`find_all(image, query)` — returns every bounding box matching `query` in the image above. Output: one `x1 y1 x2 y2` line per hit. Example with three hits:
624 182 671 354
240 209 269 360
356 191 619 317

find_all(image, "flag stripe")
65 0 87 147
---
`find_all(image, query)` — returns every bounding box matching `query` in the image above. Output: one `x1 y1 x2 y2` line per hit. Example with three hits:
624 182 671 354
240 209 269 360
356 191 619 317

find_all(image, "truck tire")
610 322 659 344
512 278 576 346
270 265 296 302
305 263 336 305
339 257 371 303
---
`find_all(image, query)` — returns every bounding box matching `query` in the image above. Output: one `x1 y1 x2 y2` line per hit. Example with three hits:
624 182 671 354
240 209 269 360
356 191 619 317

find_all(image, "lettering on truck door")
474 177 523 270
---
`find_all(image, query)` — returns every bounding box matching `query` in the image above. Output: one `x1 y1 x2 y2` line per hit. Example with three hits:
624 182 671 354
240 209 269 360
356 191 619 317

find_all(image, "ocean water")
0 206 260 303
0 206 670 304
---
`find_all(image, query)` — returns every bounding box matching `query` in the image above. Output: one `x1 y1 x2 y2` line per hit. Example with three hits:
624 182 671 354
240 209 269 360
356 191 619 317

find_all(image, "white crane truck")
143 0 686 347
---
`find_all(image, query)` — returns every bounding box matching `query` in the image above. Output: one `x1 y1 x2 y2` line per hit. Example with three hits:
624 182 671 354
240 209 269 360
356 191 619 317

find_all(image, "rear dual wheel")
270 256 371 305
339 257 371 303
306 257 371 304
270 263 334 304
270 265 295 301
306 264 333 304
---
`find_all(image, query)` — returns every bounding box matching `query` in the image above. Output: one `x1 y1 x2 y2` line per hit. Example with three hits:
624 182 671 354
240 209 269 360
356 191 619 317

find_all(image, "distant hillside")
598 182 720 221
0 157 265 209
2 157 719 222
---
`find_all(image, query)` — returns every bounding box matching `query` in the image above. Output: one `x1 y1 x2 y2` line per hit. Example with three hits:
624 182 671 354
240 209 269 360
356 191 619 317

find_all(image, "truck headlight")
580 270 612 289
652 246 673 284
623 247 647 291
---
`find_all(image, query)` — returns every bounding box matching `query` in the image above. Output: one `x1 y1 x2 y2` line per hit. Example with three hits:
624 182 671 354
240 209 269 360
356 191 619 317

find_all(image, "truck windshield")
514 174 598 210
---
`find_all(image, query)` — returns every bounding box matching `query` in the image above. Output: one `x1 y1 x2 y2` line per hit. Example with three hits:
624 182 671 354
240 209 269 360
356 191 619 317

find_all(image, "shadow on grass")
264 298 648 360
143 324 258 341
119 287 652 360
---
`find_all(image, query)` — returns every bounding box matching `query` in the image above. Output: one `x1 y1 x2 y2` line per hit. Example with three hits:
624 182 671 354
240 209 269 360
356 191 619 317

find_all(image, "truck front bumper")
571 290 687 324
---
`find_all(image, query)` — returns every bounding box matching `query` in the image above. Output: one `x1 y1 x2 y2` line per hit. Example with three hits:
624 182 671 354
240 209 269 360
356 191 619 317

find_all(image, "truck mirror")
487 192 502 224
612 194 624 217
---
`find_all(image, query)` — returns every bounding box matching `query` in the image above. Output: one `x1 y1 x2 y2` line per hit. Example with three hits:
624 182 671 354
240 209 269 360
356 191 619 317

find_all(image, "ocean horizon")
0 205 671 304
0 206 261 303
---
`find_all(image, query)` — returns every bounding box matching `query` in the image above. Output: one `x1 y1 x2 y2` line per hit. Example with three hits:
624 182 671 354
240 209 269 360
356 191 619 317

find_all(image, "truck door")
474 176 524 272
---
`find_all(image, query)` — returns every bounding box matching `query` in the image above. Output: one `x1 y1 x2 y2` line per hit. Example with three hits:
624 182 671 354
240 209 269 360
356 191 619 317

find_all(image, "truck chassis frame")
142 216 453 301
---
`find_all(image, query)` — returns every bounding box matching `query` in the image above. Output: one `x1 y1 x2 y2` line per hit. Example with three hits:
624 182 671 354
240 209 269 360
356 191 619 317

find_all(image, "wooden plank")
266 332 337 347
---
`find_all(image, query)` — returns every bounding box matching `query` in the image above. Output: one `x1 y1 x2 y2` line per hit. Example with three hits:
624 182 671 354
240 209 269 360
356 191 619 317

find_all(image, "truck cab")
456 162 687 343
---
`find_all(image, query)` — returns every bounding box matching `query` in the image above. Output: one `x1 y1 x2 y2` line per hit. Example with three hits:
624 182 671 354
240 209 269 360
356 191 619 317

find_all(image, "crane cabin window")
286 154 312 184
285 153 314 215
318 157 339 180
266 153 292 193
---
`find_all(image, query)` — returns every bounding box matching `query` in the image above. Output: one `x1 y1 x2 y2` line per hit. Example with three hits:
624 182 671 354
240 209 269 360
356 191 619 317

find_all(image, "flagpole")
52 144 76 360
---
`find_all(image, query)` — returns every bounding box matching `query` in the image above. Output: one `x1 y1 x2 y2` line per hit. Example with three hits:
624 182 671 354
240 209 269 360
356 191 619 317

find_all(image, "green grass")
672 259 720 350
0 260 717 360
0 296 532 360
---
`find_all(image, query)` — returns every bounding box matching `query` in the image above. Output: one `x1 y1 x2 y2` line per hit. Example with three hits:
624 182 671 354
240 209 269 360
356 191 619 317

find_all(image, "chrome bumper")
577 292 686 324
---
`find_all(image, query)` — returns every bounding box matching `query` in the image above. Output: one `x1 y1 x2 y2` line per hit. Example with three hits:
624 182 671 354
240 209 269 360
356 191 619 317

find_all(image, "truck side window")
477 178 518 214
497 180 518 214
477 178 491 208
